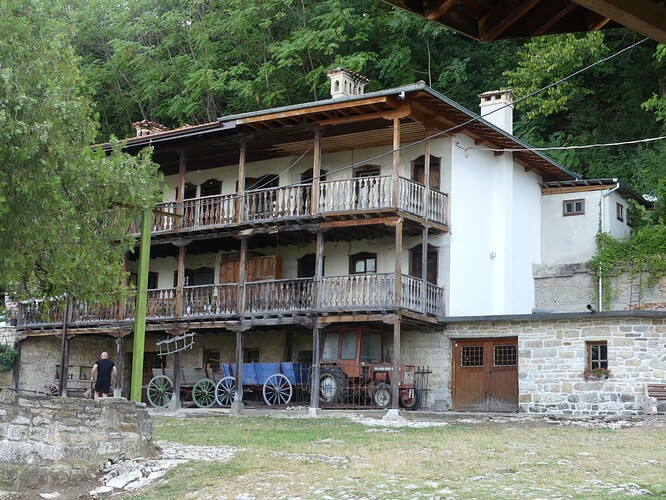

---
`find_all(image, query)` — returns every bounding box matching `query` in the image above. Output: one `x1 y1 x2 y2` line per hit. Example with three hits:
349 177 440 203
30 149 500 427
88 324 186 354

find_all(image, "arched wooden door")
452 338 518 412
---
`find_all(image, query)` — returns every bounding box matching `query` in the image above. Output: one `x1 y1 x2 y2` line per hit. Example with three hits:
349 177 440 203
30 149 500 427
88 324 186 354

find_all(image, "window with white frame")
587 341 608 370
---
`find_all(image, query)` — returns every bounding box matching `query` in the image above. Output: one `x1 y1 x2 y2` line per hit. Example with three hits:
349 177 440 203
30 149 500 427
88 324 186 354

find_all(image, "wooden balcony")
16 274 445 328
141 176 447 234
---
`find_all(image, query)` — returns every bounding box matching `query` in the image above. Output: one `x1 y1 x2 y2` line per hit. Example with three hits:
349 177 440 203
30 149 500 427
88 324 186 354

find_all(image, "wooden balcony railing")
184 284 238 317
134 176 448 235
319 176 393 213
319 274 395 311
245 278 314 314
17 274 445 328
243 184 311 222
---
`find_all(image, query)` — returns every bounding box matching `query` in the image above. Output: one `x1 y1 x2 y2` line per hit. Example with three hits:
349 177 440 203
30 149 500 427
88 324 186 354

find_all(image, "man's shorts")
95 380 111 394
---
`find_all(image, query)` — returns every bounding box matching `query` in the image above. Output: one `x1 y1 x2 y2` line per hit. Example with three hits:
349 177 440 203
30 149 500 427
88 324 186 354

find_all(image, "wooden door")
452 338 518 412
219 259 256 283
412 155 441 190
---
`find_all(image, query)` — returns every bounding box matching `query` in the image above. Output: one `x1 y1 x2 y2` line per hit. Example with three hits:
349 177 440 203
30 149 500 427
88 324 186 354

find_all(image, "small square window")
563 199 585 216
587 341 608 370
350 252 377 274
244 348 260 363
205 350 221 371
616 203 624 222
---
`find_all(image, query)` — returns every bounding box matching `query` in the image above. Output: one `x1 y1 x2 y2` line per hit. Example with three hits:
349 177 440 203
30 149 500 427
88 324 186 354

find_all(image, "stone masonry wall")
0 391 155 490
445 316 666 416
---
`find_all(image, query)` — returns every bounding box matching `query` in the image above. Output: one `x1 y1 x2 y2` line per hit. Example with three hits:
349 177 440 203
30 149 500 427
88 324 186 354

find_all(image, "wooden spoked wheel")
215 376 236 406
192 378 216 408
36 382 59 397
262 373 292 405
147 375 173 408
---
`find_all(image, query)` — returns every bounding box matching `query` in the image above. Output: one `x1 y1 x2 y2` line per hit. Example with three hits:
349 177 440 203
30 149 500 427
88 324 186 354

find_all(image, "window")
563 199 585 216
205 349 221 371
200 179 222 197
174 267 214 287
130 272 158 289
360 331 383 363
297 253 325 278
616 202 624 222
340 330 358 360
494 344 517 366
322 331 339 361
353 165 380 178
411 154 441 190
350 252 377 274
587 341 608 369
244 348 260 363
461 346 484 367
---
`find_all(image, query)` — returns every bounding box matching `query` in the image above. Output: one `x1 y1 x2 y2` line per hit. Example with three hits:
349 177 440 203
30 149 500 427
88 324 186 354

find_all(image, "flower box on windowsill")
583 368 611 381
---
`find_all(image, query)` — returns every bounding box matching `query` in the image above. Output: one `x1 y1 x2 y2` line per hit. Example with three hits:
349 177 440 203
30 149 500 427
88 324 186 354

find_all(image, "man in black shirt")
91 351 117 399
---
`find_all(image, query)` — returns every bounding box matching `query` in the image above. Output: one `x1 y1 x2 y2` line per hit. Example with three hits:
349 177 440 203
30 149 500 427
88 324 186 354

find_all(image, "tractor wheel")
319 366 345 404
371 383 391 407
399 387 421 411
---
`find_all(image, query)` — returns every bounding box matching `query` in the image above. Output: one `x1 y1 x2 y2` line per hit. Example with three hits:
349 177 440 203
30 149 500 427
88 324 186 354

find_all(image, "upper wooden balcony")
16 273 445 329
141 176 448 235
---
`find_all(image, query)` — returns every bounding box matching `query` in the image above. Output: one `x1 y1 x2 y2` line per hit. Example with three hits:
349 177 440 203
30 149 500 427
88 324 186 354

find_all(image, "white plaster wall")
511 167 542 312
604 190 631 240
541 190 601 265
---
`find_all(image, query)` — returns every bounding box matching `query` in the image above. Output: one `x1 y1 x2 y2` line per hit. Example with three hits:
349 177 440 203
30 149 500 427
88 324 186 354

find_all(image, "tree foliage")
0 0 163 302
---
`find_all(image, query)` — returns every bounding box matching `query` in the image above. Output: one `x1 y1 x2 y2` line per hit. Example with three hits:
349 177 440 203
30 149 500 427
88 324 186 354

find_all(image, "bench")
645 383 666 415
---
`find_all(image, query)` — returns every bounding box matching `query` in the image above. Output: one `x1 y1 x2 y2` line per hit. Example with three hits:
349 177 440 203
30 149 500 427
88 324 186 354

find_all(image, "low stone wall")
0 391 156 490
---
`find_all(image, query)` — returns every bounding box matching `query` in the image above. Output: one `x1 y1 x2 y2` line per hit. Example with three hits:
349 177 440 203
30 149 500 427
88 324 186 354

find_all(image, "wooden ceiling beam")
424 0 458 20
572 0 666 45
523 0 579 35
584 11 612 30
318 105 411 127
479 0 542 41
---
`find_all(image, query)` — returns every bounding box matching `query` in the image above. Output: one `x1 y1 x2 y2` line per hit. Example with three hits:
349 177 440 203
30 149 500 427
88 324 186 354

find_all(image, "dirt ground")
9 409 666 500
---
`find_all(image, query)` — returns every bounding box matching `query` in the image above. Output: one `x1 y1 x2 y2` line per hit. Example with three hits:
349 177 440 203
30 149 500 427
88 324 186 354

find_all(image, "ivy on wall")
0 344 18 373
588 225 666 309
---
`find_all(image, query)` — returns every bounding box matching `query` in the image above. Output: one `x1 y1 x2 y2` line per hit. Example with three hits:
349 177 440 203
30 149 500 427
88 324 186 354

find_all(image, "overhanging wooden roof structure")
108 82 578 183
381 0 666 44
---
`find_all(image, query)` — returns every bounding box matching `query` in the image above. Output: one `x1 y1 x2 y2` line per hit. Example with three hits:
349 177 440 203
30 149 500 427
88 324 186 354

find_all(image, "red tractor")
318 326 421 410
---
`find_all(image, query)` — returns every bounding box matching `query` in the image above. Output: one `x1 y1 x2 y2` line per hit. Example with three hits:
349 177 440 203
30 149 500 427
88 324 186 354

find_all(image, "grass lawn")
125 414 666 499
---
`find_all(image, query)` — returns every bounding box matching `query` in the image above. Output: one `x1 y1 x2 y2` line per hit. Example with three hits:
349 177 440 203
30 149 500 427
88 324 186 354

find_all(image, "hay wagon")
214 362 310 406
146 361 310 408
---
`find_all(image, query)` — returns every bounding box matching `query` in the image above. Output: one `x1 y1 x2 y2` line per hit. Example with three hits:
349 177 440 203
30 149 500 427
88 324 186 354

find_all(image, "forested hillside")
63 0 665 198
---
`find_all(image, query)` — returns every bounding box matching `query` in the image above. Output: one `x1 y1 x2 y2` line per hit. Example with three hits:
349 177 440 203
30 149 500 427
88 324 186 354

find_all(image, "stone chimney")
326 68 369 99
479 90 515 134
132 119 169 137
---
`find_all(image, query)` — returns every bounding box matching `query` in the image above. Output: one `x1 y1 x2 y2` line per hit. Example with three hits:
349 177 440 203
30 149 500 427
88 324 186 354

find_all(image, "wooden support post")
394 218 403 308
311 127 321 214
423 130 431 218
238 237 248 315
421 227 428 314
392 320 401 409
309 326 321 411
236 142 246 224
58 299 71 397
114 336 124 398
230 328 245 415
131 208 152 402
393 117 401 207
119 256 127 322
175 245 186 319
11 341 21 392
170 348 182 409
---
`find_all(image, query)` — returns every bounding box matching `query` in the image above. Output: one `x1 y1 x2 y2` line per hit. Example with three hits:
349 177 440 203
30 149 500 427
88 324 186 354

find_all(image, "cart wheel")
399 387 421 411
263 373 292 405
193 378 216 408
215 376 236 406
36 382 59 397
147 375 173 408
372 383 391 407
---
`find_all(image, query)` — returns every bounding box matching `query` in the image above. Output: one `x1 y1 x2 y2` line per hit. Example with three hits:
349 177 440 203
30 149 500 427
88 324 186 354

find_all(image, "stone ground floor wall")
14 316 666 416
444 315 666 416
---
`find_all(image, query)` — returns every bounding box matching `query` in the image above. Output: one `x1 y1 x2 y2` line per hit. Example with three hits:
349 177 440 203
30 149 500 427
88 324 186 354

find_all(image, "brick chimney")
479 90 515 134
327 68 369 99
132 120 169 137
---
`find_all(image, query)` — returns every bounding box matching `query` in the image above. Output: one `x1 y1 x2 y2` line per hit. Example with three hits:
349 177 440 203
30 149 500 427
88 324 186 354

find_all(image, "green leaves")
0 0 163 303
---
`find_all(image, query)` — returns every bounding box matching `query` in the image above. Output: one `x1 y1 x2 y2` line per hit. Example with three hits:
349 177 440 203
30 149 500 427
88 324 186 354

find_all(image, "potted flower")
583 367 611 381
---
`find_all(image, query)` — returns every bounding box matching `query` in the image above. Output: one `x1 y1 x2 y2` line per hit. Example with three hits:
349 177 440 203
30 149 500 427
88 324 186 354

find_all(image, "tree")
0 0 163 303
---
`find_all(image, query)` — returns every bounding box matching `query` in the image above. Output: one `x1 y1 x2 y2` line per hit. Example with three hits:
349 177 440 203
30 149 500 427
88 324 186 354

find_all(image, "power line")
457 135 666 155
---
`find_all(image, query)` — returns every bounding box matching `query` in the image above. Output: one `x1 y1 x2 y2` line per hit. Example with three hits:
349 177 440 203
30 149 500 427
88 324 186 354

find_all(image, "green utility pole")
131 208 152 402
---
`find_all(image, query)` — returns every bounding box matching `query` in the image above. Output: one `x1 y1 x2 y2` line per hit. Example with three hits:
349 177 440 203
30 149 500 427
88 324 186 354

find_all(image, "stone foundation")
0 391 156 490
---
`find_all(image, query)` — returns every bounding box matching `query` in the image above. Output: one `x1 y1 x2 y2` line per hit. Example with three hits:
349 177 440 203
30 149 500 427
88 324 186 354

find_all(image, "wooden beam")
572 0 666 45
236 96 389 125
425 0 458 20
317 314 398 325
542 184 610 195
584 11 612 30
479 0 542 41
524 0 578 35
318 106 410 127
320 217 401 229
